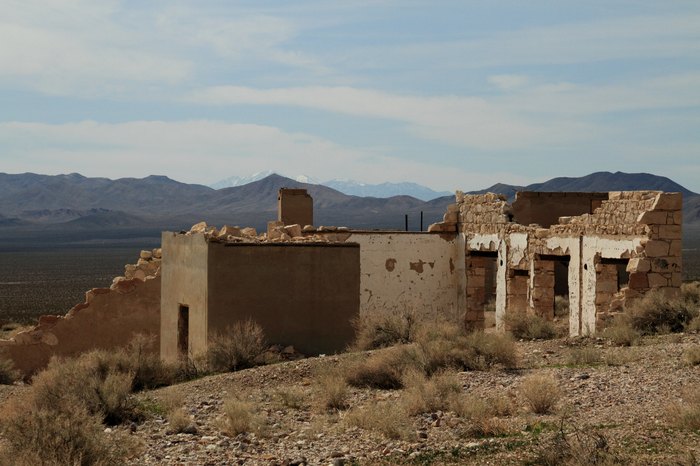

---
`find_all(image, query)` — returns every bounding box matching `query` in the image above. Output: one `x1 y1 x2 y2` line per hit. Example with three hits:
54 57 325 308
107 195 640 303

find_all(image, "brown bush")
554 296 570 318
506 312 558 340
682 346 700 366
601 315 640 347
351 309 418 350
401 369 461 415
315 370 349 411
345 402 414 440
221 396 267 436
667 387 700 431
450 394 511 437
520 374 561 415
206 319 266 372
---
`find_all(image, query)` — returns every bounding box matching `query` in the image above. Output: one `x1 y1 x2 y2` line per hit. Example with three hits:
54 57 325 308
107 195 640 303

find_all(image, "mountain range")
210 171 451 201
0 171 697 247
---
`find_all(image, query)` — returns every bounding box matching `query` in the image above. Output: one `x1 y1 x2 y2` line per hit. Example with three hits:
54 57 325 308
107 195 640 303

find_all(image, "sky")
1 0 699 192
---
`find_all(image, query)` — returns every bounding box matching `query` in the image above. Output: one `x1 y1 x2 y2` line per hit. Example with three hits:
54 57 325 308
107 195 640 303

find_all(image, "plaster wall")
346 232 462 323
160 232 209 363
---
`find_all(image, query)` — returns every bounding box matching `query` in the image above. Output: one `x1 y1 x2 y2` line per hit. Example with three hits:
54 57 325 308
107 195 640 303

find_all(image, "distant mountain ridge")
211 172 451 201
0 171 698 246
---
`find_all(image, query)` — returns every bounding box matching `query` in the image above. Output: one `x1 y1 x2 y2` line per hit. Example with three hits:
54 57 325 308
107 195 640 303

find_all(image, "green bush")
628 289 698 334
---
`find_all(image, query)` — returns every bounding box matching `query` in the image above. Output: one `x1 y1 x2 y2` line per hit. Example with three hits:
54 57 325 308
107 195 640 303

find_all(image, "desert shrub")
531 418 622 466
206 319 266 372
628 289 698 334
351 309 418 350
601 315 640 347
167 408 192 434
345 346 421 389
0 357 18 384
315 370 349 411
687 316 700 332
416 322 517 373
521 374 561 415
554 296 570 318
450 394 511 437
222 397 257 435
507 313 558 340
682 281 700 307
401 369 461 415
667 387 700 431
567 347 602 366
345 402 414 440
31 352 137 425
682 346 700 366
0 393 136 465
275 386 307 410
123 334 179 390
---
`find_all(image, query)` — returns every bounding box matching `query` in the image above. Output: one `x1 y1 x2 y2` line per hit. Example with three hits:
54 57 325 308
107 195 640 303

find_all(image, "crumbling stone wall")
432 190 683 336
0 250 162 377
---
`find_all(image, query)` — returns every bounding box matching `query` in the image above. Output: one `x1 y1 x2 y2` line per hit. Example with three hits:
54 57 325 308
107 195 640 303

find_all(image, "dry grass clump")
450 393 514 437
345 401 414 440
351 309 418 351
666 387 700 431
682 346 700 366
628 288 698 335
506 312 558 340
567 347 603 366
601 315 641 347
221 395 267 436
206 319 266 372
315 370 349 411
0 357 18 384
401 369 461 415
520 374 561 415
158 391 193 434
345 346 420 389
274 386 307 410
0 395 136 466
555 295 570 318
416 323 518 374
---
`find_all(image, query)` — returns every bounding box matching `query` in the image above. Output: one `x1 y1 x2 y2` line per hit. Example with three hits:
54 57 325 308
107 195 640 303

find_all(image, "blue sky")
1 0 699 192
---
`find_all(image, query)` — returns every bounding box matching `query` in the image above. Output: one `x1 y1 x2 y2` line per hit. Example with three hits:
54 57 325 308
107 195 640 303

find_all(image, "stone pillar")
278 188 313 227
529 259 555 319
465 254 487 330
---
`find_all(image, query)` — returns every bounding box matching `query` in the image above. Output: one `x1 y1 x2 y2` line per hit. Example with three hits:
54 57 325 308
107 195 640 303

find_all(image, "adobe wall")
160 233 360 362
0 250 162 378
160 233 209 363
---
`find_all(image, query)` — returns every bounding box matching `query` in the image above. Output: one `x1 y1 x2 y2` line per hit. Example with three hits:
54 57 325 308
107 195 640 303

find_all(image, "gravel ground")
107 333 700 466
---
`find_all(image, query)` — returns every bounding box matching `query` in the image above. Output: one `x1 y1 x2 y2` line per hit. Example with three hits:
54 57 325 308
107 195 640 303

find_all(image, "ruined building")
0 188 683 376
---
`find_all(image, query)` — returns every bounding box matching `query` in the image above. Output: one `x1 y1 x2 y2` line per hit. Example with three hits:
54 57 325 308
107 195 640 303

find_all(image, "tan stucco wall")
0 276 161 378
345 232 463 323
206 242 360 356
160 232 209 363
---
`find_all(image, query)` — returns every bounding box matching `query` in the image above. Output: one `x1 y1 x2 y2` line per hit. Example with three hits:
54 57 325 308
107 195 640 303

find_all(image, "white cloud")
0 120 525 191
185 85 588 150
488 75 529 91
